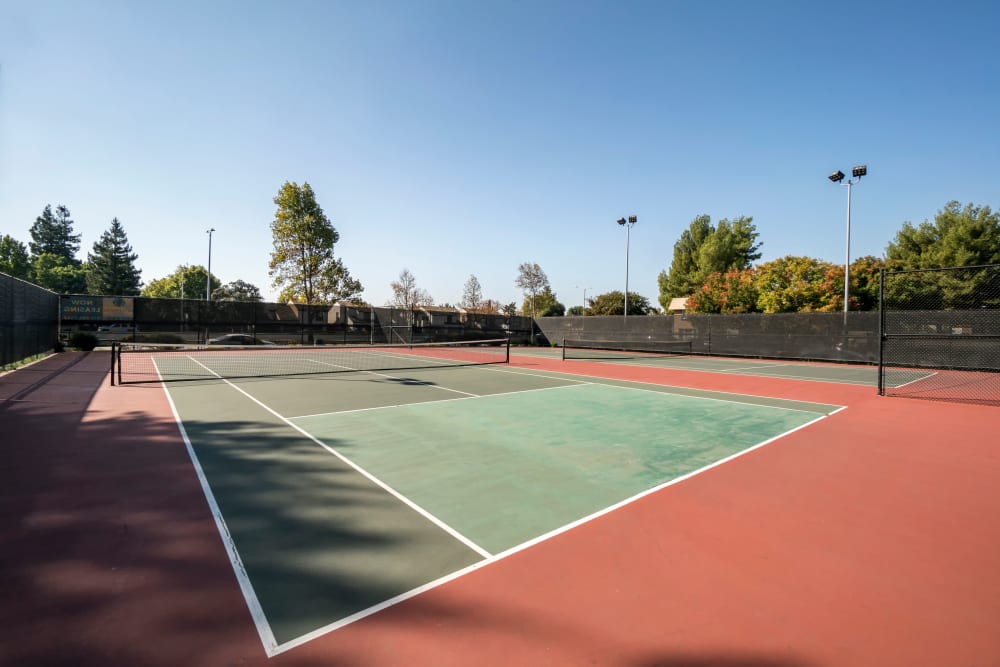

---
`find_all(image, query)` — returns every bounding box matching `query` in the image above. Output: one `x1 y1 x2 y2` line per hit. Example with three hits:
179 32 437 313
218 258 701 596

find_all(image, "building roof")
667 297 688 312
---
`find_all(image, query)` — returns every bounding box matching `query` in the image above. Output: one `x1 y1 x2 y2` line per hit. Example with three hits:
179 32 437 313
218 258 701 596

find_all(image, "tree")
460 275 484 311
85 217 142 295
539 296 565 317
33 253 88 294
687 268 760 314
848 256 884 311
754 256 840 313
658 214 761 309
269 181 363 305
886 201 1000 270
515 261 550 320
212 279 263 302
29 205 81 264
589 290 653 316
143 265 220 300
479 299 502 314
0 235 31 280
521 286 564 317
389 268 433 309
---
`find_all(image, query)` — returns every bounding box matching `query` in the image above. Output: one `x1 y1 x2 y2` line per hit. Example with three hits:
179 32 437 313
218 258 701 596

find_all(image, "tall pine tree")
29 204 87 292
29 205 81 264
86 218 143 295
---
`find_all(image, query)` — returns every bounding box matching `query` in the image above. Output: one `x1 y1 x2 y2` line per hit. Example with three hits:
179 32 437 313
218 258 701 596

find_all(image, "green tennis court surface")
163 363 842 654
520 345 934 387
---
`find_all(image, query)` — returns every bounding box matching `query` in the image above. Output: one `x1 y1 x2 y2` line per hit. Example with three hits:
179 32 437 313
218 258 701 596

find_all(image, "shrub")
69 331 99 351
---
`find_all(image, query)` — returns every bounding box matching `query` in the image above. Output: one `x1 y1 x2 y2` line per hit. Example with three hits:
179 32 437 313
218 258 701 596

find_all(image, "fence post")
877 268 885 396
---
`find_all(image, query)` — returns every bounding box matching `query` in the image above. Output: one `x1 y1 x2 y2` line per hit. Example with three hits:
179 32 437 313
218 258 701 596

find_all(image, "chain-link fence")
879 264 1000 405
535 312 879 363
59 296 534 346
1 272 59 369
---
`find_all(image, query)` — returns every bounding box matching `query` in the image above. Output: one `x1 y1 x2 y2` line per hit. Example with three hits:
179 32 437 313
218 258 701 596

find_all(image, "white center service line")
290 382 591 420
305 357 480 397
184 356 493 562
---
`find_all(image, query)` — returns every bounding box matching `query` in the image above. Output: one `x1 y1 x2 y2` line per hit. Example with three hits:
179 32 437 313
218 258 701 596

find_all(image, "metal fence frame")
0 272 59 369
878 263 1000 405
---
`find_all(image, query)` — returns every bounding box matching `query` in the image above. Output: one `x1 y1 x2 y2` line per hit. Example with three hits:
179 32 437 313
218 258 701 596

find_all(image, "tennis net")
113 338 510 384
561 338 693 361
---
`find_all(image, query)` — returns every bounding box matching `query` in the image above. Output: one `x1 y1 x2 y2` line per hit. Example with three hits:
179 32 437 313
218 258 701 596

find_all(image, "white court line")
172 355 494 660
559 355 874 386
185 355 491 558
888 370 938 389
270 403 837 656
483 364 844 415
717 363 795 372
170 353 842 656
155 359 279 655
291 382 591 420
305 358 478 397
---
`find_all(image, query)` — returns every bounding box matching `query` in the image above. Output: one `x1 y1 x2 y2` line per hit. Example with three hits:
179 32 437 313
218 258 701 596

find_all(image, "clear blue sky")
2 0 998 310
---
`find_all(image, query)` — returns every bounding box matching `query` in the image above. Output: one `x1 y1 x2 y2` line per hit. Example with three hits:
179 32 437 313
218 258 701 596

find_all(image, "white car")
97 323 135 333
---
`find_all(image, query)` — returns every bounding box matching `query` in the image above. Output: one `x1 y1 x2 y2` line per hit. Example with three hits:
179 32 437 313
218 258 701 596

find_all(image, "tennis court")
147 341 842 654
4 345 998 667
518 341 936 387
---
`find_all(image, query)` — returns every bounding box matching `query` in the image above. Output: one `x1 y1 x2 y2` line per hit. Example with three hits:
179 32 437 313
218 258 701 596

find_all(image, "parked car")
97 323 135 333
207 334 274 346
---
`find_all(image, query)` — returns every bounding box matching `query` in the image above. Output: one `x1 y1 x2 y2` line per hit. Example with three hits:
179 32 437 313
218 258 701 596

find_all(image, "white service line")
290 382 591 420
184 356 493 563
890 370 938 389
482 364 844 415
305 358 478 397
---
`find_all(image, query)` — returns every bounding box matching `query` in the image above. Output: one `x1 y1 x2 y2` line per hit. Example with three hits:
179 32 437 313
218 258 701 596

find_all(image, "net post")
505 335 510 363
562 338 567 360
110 341 116 386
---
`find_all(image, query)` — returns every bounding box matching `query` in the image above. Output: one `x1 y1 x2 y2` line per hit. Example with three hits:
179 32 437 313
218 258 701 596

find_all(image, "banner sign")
61 295 134 321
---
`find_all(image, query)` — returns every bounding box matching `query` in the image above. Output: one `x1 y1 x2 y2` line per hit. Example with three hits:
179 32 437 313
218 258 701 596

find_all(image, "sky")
1 0 998 310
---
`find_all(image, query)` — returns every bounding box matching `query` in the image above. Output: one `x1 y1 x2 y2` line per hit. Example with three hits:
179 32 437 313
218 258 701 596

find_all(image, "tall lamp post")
206 228 216 301
827 166 866 316
616 215 637 318
576 285 592 316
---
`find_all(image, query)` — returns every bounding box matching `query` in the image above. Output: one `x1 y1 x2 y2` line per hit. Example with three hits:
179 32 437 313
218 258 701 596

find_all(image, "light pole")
616 215 637 318
576 285 592 316
827 166 866 315
206 228 216 301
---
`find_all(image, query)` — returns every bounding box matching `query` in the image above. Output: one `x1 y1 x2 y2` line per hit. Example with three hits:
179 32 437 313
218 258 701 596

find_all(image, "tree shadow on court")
296 582 822 666
0 359 357 666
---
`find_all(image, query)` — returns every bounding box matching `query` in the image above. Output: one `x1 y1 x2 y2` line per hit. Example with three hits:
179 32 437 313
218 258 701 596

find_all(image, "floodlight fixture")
617 215 638 318
828 165 870 317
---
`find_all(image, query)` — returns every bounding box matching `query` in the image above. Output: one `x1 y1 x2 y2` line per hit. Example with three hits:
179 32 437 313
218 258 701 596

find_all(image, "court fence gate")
878 263 1000 405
